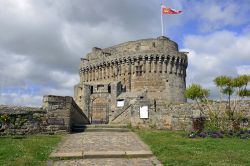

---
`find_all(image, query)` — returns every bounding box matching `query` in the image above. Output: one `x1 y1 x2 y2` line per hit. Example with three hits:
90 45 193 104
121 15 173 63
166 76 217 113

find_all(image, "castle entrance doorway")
91 97 109 124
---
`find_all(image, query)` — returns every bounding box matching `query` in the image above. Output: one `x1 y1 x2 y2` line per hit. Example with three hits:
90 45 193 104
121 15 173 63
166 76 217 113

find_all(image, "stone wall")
111 102 133 124
0 95 90 135
0 105 47 135
112 100 250 131
2 96 249 134
43 95 90 132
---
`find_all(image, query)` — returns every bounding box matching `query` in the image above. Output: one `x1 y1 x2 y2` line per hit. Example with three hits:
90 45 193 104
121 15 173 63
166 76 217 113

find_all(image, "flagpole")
161 0 165 36
161 4 164 36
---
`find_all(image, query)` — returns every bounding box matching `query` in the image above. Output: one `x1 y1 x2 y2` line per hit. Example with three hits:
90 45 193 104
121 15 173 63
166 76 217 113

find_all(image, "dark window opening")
90 86 94 94
108 85 111 93
136 65 143 76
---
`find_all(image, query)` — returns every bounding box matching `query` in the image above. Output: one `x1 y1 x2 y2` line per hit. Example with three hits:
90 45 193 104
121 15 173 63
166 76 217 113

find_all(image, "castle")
0 36 191 135
1 37 249 135
74 36 188 124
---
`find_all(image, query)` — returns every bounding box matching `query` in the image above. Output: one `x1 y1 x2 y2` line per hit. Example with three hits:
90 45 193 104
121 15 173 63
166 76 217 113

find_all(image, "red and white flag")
161 5 182 14
160 3 182 36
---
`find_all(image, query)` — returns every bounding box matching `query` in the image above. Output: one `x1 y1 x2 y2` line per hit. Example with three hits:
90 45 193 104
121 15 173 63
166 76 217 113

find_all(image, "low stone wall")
42 95 90 133
0 105 47 135
122 100 250 131
0 95 90 135
1 97 249 134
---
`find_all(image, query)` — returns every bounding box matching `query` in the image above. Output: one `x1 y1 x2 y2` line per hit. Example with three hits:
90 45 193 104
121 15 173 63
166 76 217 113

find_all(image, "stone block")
125 150 153 157
50 152 83 159
83 151 126 158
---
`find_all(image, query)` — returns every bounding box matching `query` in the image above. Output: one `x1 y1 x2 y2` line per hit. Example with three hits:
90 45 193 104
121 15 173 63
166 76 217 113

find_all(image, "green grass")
136 130 250 166
0 135 62 166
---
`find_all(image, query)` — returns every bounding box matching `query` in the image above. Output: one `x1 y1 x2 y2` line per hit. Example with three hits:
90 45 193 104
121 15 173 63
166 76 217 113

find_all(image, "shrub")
185 74 250 133
0 114 10 124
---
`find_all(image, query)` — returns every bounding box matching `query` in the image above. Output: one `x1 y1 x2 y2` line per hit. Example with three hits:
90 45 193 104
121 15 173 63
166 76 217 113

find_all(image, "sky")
0 0 249 106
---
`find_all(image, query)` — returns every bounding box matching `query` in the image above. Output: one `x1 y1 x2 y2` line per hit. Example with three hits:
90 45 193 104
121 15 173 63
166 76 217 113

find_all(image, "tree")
185 84 209 115
233 75 250 98
213 76 234 110
213 75 250 131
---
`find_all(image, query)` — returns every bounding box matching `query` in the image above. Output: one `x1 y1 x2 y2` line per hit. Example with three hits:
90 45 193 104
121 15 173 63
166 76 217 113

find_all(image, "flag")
161 6 182 14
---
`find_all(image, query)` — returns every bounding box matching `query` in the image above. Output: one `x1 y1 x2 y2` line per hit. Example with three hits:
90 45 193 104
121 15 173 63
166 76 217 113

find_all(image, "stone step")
71 127 85 133
71 127 130 133
50 150 153 160
83 124 129 128
84 128 130 132
50 157 163 166
71 124 129 133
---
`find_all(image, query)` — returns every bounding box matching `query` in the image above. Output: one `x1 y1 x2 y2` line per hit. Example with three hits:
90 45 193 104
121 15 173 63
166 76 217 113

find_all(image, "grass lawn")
136 130 250 166
0 135 62 166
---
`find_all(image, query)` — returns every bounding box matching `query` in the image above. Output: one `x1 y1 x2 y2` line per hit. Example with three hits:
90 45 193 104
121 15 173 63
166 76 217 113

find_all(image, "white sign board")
140 106 148 119
117 100 125 107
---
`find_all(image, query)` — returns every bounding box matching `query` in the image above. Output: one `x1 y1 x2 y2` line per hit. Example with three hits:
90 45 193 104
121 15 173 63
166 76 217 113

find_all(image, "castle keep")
74 36 188 124
0 36 192 135
1 37 249 135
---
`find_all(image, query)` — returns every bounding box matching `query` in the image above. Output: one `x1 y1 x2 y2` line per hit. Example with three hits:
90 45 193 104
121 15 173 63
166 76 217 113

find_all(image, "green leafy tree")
213 75 250 131
233 75 250 98
213 76 234 110
185 84 209 115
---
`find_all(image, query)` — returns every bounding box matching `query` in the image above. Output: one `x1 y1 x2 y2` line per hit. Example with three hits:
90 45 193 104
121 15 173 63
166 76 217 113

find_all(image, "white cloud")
183 30 250 99
0 92 43 107
237 65 250 75
0 52 32 86
189 0 249 32
49 71 79 88
0 0 249 106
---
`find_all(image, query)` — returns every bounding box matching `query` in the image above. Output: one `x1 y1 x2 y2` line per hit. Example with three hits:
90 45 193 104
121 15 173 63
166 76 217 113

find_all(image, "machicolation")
74 36 188 124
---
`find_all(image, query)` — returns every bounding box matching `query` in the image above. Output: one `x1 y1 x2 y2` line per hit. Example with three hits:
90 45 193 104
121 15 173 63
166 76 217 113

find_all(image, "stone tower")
74 36 188 124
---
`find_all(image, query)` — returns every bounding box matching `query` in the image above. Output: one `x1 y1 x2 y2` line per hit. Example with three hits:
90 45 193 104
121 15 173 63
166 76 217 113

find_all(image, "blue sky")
0 0 249 106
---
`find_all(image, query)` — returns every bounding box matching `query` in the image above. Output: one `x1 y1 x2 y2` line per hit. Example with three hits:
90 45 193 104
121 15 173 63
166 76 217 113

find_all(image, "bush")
0 114 10 124
185 74 250 133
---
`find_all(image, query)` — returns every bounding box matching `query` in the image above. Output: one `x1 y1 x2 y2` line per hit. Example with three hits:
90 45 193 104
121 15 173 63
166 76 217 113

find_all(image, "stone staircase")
49 124 162 165
111 103 131 120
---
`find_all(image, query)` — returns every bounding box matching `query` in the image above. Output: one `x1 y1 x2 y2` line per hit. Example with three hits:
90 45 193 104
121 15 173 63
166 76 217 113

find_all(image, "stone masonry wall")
0 95 90 135
114 100 250 131
155 101 250 130
43 95 90 132
0 105 47 135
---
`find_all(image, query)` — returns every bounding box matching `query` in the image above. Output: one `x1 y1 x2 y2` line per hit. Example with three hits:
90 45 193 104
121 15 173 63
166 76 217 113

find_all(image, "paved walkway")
49 131 162 166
